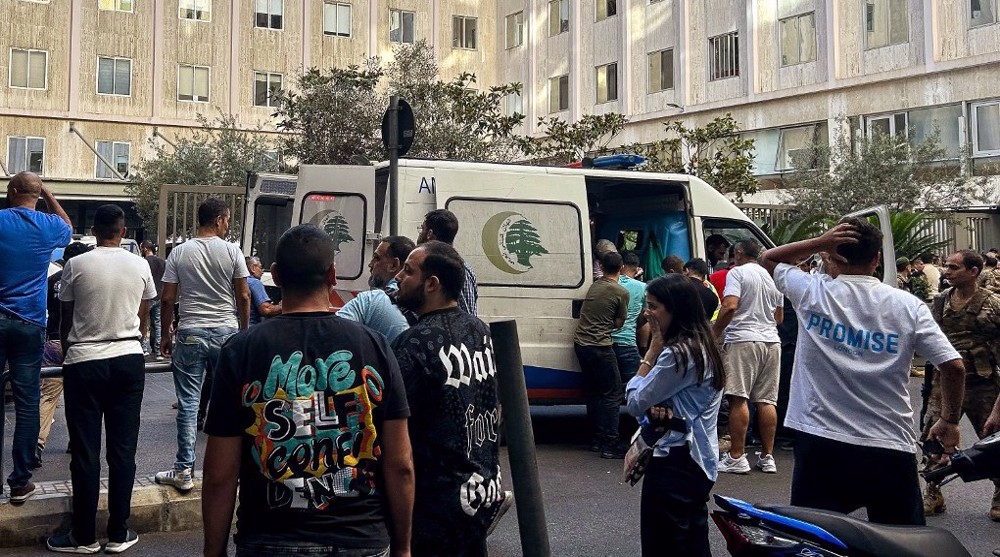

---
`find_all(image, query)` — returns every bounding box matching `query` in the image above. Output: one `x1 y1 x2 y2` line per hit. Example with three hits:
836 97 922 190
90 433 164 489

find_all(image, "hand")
984 407 1000 437
160 334 173 358
928 418 961 454
817 223 861 253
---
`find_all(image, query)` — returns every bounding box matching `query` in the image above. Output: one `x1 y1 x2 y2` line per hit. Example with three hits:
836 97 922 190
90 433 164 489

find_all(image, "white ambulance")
241 159 779 404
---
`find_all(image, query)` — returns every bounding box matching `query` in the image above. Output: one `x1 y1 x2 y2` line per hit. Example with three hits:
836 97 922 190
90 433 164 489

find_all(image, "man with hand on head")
761 217 965 525
202 224 414 557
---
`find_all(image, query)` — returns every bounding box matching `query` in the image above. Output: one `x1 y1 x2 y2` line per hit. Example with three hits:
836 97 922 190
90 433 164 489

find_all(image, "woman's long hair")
645 274 725 391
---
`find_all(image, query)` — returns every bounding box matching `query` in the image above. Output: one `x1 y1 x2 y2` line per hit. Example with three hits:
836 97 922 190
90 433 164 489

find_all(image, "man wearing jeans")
155 198 250 493
0 171 72 504
47 205 155 553
612 251 646 384
140 241 165 360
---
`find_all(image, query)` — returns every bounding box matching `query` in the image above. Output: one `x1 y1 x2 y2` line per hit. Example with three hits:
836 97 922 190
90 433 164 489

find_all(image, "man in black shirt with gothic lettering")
202 225 415 557
392 241 506 557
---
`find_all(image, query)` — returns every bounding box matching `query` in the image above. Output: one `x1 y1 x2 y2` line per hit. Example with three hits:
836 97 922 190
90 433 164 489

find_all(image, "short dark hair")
140 240 155 252
734 239 762 259
275 225 335 295
835 217 883 266
954 249 984 276
621 250 640 268
684 257 711 277
919 253 936 264
601 251 624 274
706 234 730 249
93 204 125 240
63 241 92 262
382 235 416 263
198 197 230 227
662 255 685 274
986 256 998 268
423 209 460 244
416 240 465 302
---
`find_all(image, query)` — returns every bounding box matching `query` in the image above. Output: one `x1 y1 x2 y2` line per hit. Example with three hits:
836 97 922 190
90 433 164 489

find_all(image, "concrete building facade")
2 0 1000 235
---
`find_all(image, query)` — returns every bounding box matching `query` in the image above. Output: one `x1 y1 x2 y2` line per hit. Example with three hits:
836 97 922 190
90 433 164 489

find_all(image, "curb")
0 473 203 549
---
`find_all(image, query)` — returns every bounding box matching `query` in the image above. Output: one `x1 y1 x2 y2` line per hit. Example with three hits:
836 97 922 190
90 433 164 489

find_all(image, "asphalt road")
4 375 998 556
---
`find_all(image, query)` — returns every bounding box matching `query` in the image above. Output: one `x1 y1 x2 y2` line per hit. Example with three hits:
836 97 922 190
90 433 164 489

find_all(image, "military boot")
990 484 1000 522
923 482 946 516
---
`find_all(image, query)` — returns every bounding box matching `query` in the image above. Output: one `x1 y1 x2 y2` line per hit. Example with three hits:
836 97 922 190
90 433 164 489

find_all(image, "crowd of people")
1 174 509 556
578 222 1000 556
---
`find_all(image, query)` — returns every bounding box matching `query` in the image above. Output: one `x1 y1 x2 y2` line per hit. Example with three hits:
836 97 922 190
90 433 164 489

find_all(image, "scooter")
710 430 1000 556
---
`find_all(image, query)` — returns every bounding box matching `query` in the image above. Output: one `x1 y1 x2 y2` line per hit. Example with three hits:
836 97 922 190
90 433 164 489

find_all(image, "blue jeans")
170 326 236 470
141 301 161 354
613 344 641 384
0 311 44 489
235 536 388 557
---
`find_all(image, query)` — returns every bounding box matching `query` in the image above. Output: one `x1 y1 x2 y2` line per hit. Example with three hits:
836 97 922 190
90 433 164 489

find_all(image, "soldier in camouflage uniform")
921 250 1000 521
980 255 1000 294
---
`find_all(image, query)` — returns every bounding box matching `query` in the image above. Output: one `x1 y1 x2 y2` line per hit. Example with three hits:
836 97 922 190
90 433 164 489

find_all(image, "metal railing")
1 362 173 486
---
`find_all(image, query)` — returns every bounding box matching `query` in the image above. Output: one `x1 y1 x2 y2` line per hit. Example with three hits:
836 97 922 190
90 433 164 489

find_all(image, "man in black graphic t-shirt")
203 225 414 557
392 241 504 557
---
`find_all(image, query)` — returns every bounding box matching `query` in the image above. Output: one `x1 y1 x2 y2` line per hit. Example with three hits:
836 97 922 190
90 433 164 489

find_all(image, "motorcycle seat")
764 506 971 557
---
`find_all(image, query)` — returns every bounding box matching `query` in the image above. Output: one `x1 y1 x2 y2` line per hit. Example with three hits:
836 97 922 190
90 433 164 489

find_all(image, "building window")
255 0 283 30
95 140 130 179
390 9 415 43
780 12 816 66
971 0 998 27
596 0 617 21
179 0 211 21
254 71 282 107
776 126 820 171
323 2 351 37
865 0 908 49
909 104 963 158
177 64 210 102
866 112 908 138
709 32 739 81
549 75 569 113
595 63 618 104
7 136 45 175
505 12 524 49
452 16 478 50
973 101 1000 156
647 49 674 93
98 0 133 12
549 0 569 36
97 56 131 96
506 91 523 116
9 48 47 89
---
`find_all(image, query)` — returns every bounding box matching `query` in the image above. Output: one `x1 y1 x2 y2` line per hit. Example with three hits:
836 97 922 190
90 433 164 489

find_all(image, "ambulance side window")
299 193 367 280
702 218 771 271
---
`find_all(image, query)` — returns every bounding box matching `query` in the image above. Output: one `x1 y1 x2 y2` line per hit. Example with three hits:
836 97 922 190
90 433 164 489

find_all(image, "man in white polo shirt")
761 217 966 526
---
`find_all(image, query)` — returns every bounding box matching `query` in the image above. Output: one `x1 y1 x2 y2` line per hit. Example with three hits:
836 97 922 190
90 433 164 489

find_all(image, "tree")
531 113 629 164
125 113 281 237
782 125 988 220
505 219 548 267
320 211 355 253
272 41 530 165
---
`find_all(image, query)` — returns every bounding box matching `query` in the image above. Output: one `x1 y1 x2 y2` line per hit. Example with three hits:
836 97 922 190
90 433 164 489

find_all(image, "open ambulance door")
844 205 896 286
432 166 592 403
242 171 298 285
291 165 377 306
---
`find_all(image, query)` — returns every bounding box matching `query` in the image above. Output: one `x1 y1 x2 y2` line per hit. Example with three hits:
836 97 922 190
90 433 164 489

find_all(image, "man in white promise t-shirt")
155 198 250 494
761 217 966 526
48 205 156 553
713 239 784 475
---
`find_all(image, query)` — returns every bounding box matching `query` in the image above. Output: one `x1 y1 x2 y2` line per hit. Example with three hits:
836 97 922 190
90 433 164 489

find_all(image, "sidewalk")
1 373 207 548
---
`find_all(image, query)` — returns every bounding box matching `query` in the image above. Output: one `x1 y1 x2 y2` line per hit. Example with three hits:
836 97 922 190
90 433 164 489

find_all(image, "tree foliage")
125 113 281 237
531 113 629 164
272 41 530 164
782 126 988 220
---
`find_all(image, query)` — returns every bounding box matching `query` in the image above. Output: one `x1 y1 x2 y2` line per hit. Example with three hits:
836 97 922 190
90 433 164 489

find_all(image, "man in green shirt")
575 250 630 459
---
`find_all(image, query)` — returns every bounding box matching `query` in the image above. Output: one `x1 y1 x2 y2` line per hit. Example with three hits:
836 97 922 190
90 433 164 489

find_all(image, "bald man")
1 172 72 503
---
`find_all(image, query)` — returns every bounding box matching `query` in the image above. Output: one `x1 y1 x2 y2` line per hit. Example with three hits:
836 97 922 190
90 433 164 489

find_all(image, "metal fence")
156 184 245 256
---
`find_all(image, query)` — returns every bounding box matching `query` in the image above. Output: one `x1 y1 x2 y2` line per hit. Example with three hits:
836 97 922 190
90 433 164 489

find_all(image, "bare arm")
138 299 150 343
712 296 739 339
233 278 250 331
60 301 74 355
160 283 178 357
202 435 241 557
258 301 282 318
761 223 861 276
927 358 967 452
40 186 71 226
381 419 414 557
774 305 784 326
984 392 1000 436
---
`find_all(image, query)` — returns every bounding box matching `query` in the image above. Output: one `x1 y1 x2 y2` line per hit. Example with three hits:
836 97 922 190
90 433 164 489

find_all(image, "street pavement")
4 374 998 556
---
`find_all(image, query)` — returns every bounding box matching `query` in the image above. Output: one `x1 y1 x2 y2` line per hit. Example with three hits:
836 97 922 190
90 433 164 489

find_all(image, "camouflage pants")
921 374 1000 486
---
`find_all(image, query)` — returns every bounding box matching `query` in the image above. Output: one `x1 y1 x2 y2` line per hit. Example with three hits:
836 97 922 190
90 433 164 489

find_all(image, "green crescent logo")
482 212 548 274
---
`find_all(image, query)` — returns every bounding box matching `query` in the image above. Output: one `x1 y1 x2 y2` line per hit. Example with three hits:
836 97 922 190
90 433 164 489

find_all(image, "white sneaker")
105 530 139 554
719 453 751 474
154 467 194 493
756 452 777 474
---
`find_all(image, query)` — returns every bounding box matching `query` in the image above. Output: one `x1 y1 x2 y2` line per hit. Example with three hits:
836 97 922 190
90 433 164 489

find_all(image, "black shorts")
790 431 924 526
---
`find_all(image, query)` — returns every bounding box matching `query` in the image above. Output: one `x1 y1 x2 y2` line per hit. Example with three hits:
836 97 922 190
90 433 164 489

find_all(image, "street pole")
489 320 551 557
388 95 400 235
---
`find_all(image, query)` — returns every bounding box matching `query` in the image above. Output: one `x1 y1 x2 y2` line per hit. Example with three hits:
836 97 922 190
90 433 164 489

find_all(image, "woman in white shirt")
625 274 725 557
